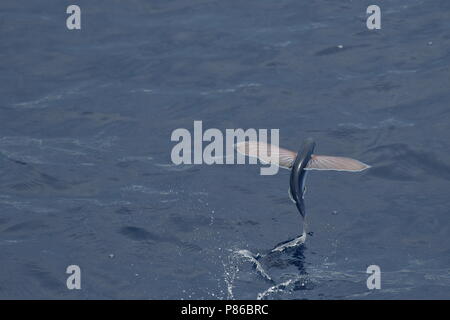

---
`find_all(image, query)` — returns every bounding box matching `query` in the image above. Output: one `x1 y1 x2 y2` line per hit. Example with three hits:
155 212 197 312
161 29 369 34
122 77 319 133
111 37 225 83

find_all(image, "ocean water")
1 0 449 299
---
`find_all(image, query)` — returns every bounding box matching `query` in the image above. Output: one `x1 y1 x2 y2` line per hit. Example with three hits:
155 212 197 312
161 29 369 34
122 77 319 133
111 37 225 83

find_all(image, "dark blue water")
1 0 449 299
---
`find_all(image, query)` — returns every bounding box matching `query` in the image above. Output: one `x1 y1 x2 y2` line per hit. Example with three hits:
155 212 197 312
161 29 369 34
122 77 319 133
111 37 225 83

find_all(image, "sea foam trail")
235 249 272 281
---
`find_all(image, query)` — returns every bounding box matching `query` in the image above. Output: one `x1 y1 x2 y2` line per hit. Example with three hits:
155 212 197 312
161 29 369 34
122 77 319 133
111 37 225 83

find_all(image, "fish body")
289 138 315 218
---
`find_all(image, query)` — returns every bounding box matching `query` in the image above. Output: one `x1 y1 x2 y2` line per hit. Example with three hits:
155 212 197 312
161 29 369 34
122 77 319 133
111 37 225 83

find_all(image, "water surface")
1 0 449 299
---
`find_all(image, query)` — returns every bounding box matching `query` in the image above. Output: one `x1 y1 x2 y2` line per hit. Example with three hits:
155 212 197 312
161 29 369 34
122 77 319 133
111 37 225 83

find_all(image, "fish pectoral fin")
306 155 371 172
235 141 297 169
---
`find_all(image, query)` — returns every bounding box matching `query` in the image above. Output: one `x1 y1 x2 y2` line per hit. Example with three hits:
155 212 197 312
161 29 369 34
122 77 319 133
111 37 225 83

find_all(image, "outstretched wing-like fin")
306 155 370 172
235 141 297 169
